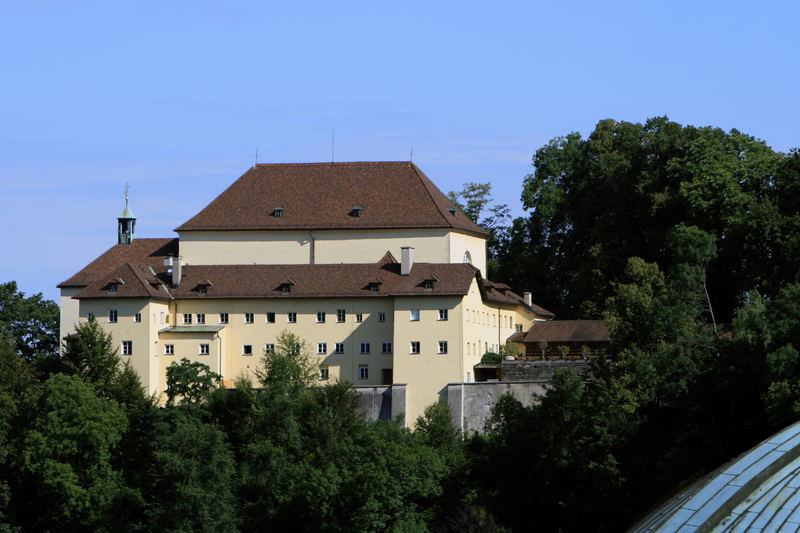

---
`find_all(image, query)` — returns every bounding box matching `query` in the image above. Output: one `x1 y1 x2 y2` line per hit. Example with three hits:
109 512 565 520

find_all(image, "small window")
355 313 363 323
360 342 371 354
382 342 392 354
410 309 420 321
424 280 434 291
516 324 523 333
198 286 207 296
438 341 448 354
320 366 329 380
245 313 254 324
164 344 174 355
465 309 470 321
266 312 275 324
336 309 346 322
200 344 210 355
316 312 326 323
122 340 132 355
274 206 284 218
410 341 420 354
317 342 327 354
378 313 385 322
242 344 253 356
335 343 345 354
359 364 368 380
265 343 275 354
109 309 118 323
288 312 297 323
370 283 380 293
219 313 229 324
196 313 205 324
109 283 118 294
160 312 165 324
87 312 95 322
134 312 141 323
280 283 291 295
438 309 448 321
183 313 192 325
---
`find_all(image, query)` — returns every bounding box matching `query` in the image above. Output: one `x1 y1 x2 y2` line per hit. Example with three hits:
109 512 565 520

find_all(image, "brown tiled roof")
520 320 610 343
174 162 487 235
58 238 178 288
480 279 555 317
75 262 171 300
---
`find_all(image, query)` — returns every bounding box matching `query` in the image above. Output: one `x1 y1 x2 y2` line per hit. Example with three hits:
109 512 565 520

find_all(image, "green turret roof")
119 205 135 219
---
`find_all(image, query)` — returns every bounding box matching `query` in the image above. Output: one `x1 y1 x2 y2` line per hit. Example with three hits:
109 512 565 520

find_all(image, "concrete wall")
500 359 592 381
447 381 549 434
354 383 406 426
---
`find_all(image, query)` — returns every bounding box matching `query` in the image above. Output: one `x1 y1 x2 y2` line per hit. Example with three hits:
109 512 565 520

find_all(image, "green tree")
58 320 121 395
165 358 221 408
255 330 317 393
0 281 59 365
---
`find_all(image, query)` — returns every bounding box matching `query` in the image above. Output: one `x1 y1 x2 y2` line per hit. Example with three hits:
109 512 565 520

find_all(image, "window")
466 309 470 321
122 340 132 355
109 283 118 294
410 341 420 354
336 309 345 322
360 343 371 354
164 344 174 355
288 312 297 323
266 312 275 324
378 313 385 322
219 312 229 324
438 309 448 321
134 312 141 323
199 286 207 296
320 366 329 380
316 312 325 323
334 343 345 354
242 344 253 356
369 283 380 293
317 342 327 354
355 313 363 323
265 343 275 353
196 313 205 324
382 342 392 354
245 313 254 324
109 309 118 323
516 324 523 333
183 313 192 325
438 341 448 354
424 280 434 291
200 343 210 355
410 309 420 321
87 312 95 322
280 283 291 295
359 365 368 380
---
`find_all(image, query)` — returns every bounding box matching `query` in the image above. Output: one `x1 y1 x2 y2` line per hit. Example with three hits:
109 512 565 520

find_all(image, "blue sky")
2 1 798 303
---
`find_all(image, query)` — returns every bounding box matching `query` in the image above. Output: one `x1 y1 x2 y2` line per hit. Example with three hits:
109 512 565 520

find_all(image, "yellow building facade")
59 162 552 424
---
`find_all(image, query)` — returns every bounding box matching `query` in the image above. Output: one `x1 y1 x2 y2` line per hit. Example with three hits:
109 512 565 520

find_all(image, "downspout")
497 307 501 353
309 230 315 264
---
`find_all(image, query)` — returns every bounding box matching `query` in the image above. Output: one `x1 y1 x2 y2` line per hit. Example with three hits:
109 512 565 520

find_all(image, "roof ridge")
409 163 456 228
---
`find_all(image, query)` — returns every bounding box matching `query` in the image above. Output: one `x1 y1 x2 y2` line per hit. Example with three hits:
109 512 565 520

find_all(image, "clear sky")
2 1 798 304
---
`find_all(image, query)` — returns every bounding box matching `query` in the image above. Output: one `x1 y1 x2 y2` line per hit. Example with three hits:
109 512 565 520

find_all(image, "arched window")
463 251 472 264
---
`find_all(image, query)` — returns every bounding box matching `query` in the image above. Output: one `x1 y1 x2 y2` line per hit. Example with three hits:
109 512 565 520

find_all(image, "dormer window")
447 206 456 216
351 206 364 217
424 280 434 291
273 206 284 218
280 283 292 295
198 286 207 296
109 283 118 294
369 282 381 293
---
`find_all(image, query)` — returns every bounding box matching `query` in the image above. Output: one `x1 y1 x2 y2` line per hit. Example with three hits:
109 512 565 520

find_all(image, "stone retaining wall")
447 381 549 434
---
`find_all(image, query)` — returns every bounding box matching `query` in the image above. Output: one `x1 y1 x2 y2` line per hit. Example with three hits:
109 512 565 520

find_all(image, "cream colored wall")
59 287 82 346
448 231 487 275
178 231 311 265
313 229 451 265
391 295 464 425
156 328 225 401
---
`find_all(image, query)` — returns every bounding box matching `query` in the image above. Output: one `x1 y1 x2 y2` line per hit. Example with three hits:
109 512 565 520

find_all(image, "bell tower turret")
118 184 136 245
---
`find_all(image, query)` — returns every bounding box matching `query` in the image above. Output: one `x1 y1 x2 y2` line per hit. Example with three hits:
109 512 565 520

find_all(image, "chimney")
172 256 182 288
524 292 532 306
401 247 415 276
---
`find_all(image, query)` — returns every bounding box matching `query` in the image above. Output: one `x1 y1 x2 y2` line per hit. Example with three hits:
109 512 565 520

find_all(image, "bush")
480 352 502 365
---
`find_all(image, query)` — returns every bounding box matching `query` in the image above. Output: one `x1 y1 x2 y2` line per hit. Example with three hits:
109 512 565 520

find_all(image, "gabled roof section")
520 320 610 344
74 263 171 300
174 162 487 236
58 238 178 288
479 279 555 317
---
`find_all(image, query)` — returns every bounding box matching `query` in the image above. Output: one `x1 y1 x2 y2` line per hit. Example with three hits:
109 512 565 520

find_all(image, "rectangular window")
219 313 229 324
109 283 118 294
109 309 118 323
336 309 346 322
122 340 132 355
245 313 254 324
355 313 363 323
378 312 385 322
266 312 275 323
438 309 448 321
87 312 95 322
317 342 327 354
438 341 448 354
410 341 420 354
360 343 371 354
288 312 297 323
183 313 192 325
334 343 345 354
164 344 174 355
359 364 368 380
160 312 165 324
410 309 420 321
196 313 205 324
316 312 326 323
134 312 141 323
199 286 207 296
200 343 210 355
382 342 392 354
242 344 253 356
265 343 275 354
320 366 329 380
466 309 470 321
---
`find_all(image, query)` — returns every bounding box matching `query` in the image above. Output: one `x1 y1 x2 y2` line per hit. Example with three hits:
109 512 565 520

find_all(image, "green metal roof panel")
120 205 135 219
158 325 224 334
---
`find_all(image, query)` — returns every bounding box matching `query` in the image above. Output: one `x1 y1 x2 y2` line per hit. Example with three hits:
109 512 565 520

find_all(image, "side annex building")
58 162 553 424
